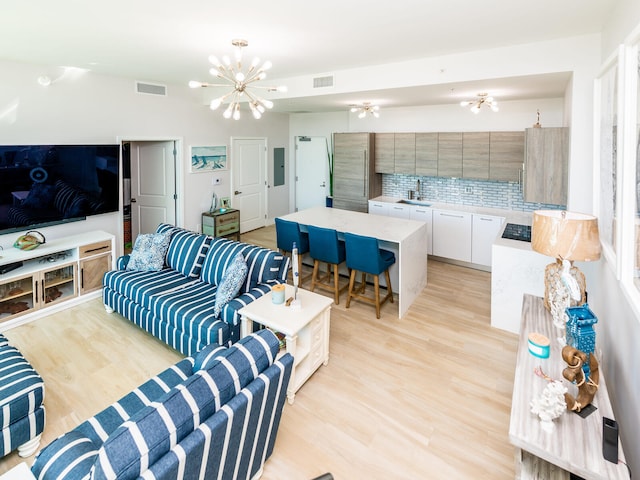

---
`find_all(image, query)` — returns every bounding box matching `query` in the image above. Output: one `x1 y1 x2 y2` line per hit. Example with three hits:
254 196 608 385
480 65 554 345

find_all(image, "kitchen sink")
398 199 431 207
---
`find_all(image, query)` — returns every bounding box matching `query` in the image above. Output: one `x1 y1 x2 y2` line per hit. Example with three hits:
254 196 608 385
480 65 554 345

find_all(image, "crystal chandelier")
189 39 287 120
350 102 380 118
460 93 499 113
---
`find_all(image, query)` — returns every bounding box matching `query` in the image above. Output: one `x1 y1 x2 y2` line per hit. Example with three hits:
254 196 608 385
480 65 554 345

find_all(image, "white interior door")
295 136 328 211
232 137 267 233
130 141 176 242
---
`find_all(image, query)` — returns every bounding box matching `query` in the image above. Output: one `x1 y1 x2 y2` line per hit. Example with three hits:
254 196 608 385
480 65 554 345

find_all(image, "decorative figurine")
562 345 599 413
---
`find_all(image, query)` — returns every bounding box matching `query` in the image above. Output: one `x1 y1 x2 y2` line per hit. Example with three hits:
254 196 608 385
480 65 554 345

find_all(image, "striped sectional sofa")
103 224 289 355
32 329 294 480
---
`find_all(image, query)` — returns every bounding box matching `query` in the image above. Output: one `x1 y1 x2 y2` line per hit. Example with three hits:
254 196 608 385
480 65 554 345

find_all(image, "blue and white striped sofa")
0 333 45 458
32 329 293 480
103 224 289 355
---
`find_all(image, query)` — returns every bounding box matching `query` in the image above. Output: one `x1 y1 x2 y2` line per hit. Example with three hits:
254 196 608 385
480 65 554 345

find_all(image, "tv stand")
0 231 114 330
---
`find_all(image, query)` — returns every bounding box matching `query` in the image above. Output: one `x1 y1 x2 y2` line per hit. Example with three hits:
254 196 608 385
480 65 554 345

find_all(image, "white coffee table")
0 462 36 480
238 285 332 404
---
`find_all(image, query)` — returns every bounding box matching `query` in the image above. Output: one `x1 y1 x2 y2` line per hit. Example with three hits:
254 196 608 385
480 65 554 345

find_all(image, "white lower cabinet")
410 206 432 255
368 201 389 216
432 209 472 262
387 203 411 219
471 214 505 266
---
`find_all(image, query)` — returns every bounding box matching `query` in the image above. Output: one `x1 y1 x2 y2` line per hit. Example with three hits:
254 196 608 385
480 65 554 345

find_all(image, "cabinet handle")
81 269 84 288
35 281 38 302
439 212 465 219
41 279 45 302
84 245 109 254
362 151 367 197
479 217 494 222
393 206 403 210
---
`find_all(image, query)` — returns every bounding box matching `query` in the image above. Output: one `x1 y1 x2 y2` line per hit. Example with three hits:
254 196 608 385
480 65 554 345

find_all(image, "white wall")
0 60 290 256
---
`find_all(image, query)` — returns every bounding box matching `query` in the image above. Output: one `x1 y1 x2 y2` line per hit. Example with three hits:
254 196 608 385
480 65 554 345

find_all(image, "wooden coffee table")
238 285 332 404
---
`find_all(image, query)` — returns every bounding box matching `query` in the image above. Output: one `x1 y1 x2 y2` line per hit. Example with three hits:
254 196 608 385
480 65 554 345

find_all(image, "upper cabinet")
394 133 416 174
374 133 394 174
333 133 381 212
437 132 463 177
489 131 525 182
462 132 490 180
415 133 438 176
523 127 569 205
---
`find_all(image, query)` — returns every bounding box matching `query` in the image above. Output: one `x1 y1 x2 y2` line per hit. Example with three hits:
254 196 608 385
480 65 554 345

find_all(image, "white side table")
0 462 36 480
238 285 332 404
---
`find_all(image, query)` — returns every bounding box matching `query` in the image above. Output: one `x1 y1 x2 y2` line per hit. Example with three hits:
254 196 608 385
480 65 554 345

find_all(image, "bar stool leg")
332 264 340 304
346 269 357 308
385 269 394 304
374 274 381 318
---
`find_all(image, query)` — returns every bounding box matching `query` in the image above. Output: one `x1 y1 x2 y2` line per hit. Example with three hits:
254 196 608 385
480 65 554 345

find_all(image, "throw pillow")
126 231 173 272
213 253 248 318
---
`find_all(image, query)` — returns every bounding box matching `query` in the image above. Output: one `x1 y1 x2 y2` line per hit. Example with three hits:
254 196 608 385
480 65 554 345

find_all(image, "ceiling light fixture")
460 93 499 114
189 39 287 120
350 102 380 119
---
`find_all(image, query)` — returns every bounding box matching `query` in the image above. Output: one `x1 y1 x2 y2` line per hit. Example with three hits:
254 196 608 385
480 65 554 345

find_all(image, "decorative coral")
530 381 568 431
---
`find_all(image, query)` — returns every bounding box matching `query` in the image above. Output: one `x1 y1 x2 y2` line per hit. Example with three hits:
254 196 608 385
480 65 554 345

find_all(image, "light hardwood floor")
0 226 519 479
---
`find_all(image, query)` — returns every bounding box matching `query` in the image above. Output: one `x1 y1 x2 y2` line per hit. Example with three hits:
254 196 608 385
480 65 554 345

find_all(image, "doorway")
295 136 329 211
231 137 268 233
121 139 179 252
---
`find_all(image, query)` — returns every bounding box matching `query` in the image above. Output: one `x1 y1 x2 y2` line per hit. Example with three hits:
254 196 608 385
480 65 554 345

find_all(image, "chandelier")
460 93 499 113
350 102 380 118
189 39 287 120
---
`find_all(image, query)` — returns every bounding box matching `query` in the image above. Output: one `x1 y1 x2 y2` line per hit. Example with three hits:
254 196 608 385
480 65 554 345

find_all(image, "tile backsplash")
382 174 564 212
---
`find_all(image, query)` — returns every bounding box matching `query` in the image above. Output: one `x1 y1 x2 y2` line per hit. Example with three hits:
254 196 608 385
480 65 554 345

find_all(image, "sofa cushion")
31 430 99 480
213 253 248 318
126 230 173 272
160 226 212 278
200 238 286 291
91 330 280 480
193 343 228 372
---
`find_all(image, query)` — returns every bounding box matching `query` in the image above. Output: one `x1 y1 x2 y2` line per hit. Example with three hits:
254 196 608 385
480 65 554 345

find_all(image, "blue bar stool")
344 232 395 318
307 225 348 304
275 218 310 286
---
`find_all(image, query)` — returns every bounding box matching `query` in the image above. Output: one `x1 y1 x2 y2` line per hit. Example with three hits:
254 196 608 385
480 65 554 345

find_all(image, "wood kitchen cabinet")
374 133 394 174
437 132 463 177
523 127 569 205
394 133 416 174
462 132 490 180
489 131 524 182
333 133 381 212
79 239 112 295
415 133 438 176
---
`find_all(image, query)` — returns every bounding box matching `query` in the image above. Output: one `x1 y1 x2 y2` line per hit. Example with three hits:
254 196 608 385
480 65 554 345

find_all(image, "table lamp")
531 210 601 331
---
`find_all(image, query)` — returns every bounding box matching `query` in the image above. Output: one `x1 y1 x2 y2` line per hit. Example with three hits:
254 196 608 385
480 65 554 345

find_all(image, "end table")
238 285 333 404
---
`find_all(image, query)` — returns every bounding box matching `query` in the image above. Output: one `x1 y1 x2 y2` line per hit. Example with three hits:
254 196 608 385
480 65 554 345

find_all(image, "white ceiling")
0 0 615 113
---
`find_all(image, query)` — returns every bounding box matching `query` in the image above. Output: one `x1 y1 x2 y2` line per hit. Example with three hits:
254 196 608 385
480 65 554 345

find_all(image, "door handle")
320 182 326 187
234 190 242 195
130 198 137 203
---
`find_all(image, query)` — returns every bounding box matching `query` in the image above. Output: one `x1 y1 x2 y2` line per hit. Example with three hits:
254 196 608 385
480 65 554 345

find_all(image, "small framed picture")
220 197 231 209
190 145 227 173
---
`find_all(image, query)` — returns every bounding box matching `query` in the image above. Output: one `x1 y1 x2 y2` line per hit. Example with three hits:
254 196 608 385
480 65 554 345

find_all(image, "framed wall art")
190 145 227 172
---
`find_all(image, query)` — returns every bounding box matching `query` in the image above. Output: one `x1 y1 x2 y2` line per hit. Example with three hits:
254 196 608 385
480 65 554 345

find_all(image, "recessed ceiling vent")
135 81 167 96
313 75 334 88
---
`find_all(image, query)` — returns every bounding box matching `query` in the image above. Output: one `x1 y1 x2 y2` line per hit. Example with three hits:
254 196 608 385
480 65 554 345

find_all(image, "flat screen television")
0 144 120 235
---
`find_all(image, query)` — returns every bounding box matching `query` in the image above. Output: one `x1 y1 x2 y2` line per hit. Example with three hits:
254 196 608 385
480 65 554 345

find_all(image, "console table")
509 294 629 479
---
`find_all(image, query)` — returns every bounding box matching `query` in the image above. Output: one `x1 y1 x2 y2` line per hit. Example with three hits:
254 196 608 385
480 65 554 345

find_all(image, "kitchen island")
278 207 428 318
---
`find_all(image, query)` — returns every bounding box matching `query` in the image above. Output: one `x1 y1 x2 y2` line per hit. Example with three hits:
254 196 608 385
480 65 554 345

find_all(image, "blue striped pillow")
165 229 212 278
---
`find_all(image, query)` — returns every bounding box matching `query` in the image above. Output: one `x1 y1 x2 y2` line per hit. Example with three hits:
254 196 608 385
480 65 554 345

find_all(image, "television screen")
0 144 120 235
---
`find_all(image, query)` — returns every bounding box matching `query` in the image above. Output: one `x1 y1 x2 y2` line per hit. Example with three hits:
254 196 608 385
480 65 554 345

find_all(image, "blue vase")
565 303 598 379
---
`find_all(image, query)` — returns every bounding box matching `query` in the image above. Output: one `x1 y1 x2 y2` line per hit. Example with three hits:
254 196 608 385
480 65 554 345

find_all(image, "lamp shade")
531 210 601 262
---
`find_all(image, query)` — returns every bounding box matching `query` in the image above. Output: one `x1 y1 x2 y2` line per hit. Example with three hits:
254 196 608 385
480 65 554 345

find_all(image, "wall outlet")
212 177 221 185
464 187 472 193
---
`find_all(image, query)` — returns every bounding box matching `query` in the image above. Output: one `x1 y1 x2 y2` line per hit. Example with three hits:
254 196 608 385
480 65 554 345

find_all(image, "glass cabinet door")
39 263 77 307
0 274 36 321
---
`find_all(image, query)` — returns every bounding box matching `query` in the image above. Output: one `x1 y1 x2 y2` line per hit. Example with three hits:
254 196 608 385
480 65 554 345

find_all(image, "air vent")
135 81 167 96
313 75 334 88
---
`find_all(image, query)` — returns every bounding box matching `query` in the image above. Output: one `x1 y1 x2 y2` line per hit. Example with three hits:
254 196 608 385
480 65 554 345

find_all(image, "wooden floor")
0 225 519 479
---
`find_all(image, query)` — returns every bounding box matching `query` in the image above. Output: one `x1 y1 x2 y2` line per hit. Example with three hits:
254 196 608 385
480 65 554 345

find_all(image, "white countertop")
370 195 533 226
280 206 425 244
